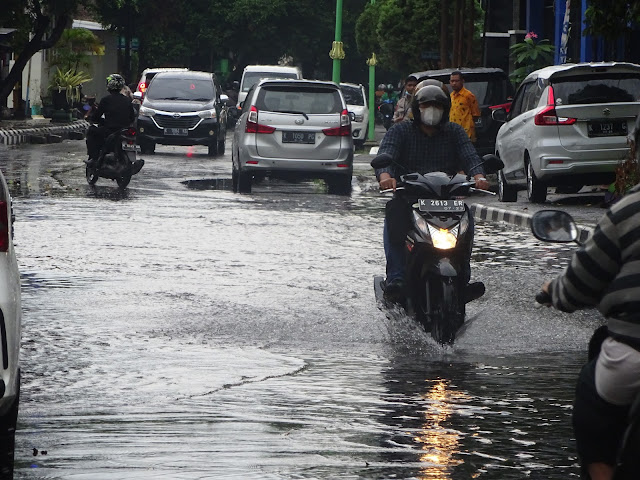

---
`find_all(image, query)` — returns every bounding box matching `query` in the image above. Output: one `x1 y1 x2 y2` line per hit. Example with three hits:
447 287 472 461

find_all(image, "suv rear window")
242 72 299 92
340 86 364 106
552 74 640 105
256 86 343 114
147 77 215 101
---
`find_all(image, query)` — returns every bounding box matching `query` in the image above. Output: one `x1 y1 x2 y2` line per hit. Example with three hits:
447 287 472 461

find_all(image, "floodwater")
0 140 599 478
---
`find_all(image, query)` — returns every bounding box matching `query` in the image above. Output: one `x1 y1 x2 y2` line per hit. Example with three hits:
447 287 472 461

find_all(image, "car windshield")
146 77 215 101
340 85 364 106
551 73 640 105
255 86 343 114
242 72 299 92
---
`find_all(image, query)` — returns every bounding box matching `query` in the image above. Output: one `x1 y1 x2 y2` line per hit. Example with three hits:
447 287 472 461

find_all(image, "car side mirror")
491 108 507 123
220 94 229 105
349 111 356 121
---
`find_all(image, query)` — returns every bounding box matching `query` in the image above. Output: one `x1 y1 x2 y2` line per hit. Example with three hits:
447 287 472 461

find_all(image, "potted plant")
49 68 92 111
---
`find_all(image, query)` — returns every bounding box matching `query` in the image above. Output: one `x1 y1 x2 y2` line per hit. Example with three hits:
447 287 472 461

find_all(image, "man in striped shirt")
543 183 640 480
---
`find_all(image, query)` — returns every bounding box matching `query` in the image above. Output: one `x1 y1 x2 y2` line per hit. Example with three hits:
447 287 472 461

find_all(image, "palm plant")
49 28 105 75
49 68 93 105
509 32 555 86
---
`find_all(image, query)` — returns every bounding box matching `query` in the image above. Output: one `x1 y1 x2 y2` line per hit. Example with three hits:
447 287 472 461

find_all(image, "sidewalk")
0 116 89 146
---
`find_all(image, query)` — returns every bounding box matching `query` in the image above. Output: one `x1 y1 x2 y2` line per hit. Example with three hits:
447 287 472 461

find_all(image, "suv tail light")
534 86 576 126
245 105 276 134
323 109 352 136
138 82 147 93
0 202 9 252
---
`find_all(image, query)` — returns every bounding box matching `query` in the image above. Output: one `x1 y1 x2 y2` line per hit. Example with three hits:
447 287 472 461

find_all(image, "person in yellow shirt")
449 71 481 143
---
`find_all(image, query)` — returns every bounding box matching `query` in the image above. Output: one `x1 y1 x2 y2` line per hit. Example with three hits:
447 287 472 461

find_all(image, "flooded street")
1 138 600 478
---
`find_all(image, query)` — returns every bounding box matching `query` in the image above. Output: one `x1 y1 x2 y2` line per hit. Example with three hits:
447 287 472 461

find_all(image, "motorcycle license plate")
418 199 465 213
121 141 136 151
164 128 188 136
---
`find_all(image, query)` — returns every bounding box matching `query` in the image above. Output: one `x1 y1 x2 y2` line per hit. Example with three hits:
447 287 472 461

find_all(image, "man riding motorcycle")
85 74 136 168
541 184 640 480
373 85 489 303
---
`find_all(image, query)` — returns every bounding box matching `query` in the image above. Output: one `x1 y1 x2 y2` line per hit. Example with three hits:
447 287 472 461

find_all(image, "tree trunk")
0 13 70 108
452 0 461 67
440 0 450 68
465 0 475 65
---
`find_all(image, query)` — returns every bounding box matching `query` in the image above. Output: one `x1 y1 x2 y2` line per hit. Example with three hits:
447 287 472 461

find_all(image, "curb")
0 120 89 146
470 203 594 243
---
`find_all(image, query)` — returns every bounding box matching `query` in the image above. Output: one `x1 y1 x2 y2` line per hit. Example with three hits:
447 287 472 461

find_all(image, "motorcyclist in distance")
85 74 135 167
541 184 640 480
374 85 489 302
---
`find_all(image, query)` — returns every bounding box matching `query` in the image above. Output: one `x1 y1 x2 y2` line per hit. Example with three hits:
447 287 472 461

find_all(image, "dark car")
136 71 228 156
410 67 514 156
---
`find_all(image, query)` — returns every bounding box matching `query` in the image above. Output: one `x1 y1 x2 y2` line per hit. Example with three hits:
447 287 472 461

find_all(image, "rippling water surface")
4 145 599 479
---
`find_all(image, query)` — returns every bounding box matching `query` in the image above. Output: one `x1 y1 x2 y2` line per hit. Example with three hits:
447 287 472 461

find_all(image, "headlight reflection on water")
415 379 467 478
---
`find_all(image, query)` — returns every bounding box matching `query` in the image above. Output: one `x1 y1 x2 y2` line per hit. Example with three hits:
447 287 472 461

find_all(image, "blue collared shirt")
374 120 484 180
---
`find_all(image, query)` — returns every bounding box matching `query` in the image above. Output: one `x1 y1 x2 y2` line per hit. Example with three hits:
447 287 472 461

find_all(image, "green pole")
367 0 376 142
331 0 344 83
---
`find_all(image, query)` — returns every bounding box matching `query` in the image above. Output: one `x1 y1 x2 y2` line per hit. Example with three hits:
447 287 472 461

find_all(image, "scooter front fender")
422 257 458 279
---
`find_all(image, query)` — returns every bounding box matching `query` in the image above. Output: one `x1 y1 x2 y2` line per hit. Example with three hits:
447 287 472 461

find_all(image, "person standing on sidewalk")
449 71 480 143
393 75 418 123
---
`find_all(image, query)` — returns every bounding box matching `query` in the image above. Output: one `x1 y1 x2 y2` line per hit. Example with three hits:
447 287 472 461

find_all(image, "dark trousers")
86 126 120 161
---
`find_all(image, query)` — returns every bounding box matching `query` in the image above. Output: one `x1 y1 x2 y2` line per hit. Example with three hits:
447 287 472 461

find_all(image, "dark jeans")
86 126 120 161
383 197 473 284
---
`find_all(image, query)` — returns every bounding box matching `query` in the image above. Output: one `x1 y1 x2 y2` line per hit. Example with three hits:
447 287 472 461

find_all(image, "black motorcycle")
378 101 395 130
372 153 504 344
531 210 640 479
85 126 144 189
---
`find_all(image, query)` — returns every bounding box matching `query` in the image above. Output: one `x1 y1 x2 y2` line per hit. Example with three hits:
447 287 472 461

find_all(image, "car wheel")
0 370 19 478
326 175 352 196
497 169 517 202
237 169 252 194
527 160 547 203
207 140 218 157
217 137 226 155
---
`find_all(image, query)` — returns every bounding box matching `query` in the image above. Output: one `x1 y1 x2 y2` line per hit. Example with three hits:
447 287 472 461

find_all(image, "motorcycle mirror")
370 153 393 169
480 154 504 174
133 91 142 100
232 81 240 91
531 210 579 243
220 94 229 105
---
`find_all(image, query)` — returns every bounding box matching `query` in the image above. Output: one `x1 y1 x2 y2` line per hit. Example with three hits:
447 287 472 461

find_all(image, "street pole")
330 0 345 83
367 0 376 142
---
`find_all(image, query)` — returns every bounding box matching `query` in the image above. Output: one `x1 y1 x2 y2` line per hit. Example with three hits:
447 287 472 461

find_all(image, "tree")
0 0 81 108
49 28 105 75
583 0 640 61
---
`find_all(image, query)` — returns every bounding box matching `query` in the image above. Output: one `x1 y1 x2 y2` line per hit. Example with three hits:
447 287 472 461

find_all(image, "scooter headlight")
428 224 458 250
412 211 459 250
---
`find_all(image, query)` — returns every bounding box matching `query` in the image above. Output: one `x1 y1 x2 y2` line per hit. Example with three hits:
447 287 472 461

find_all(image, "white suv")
340 83 369 149
493 62 640 203
0 169 21 471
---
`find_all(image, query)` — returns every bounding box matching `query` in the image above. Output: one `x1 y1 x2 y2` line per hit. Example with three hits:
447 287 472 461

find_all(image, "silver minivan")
232 79 354 195
493 62 640 203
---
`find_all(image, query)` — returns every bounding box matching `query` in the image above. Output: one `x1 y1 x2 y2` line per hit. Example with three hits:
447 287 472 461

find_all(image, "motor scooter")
531 209 640 479
85 125 144 189
372 153 504 344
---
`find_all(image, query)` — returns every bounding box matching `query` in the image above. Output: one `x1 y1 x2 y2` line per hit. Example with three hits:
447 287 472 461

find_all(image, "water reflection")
417 379 466 478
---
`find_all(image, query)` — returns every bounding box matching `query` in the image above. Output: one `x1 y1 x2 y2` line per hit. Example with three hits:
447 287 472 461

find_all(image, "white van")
238 65 302 104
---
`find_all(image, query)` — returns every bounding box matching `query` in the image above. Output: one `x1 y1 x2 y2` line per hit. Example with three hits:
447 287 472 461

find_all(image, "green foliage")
49 68 92 104
509 34 555 85
49 28 105 75
584 0 640 42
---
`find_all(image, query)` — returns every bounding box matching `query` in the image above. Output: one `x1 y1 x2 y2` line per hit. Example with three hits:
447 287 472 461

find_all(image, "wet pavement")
0 135 604 478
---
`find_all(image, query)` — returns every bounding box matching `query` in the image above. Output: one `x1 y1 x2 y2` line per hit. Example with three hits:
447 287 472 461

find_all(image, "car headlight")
197 110 217 119
138 106 156 117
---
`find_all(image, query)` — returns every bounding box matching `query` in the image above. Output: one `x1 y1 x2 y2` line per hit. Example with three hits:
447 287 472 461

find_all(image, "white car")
0 169 20 467
340 83 369 149
492 62 640 203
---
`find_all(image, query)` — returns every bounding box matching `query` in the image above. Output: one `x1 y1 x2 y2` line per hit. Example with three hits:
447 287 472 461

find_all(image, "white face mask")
420 106 443 126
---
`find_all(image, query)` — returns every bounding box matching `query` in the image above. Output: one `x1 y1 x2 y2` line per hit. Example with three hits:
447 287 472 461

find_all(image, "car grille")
153 114 201 129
